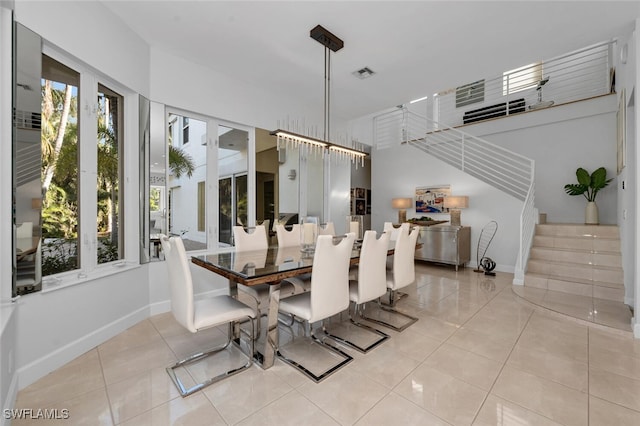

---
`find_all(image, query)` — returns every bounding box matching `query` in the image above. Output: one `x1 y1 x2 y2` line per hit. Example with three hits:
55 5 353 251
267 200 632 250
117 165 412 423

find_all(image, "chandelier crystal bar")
271 129 367 166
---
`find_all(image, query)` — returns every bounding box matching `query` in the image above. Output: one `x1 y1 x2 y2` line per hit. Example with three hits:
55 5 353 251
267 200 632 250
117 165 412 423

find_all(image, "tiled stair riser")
525 224 623 303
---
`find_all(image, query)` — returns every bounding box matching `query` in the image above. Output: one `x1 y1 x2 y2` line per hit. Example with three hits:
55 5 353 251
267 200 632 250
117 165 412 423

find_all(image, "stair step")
529 246 621 268
524 272 625 302
533 235 621 253
527 259 623 285
535 223 619 239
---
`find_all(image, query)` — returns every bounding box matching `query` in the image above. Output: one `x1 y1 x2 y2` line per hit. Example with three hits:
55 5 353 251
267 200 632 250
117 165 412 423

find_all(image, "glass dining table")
191 243 364 369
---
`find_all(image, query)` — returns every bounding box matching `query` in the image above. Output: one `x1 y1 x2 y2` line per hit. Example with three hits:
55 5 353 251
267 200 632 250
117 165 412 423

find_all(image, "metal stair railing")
373 107 535 282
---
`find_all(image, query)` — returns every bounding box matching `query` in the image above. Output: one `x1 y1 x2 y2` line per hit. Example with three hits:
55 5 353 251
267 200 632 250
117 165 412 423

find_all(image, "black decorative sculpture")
474 221 498 273
480 257 497 276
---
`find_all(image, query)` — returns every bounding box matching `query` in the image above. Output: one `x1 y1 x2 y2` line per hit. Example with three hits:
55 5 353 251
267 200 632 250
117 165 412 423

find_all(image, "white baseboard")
633 318 640 339
16 306 148 390
2 370 19 426
15 287 258 392
149 300 171 316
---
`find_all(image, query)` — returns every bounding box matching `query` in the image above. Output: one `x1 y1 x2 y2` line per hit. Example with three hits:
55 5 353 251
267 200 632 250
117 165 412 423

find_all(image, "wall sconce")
288 169 297 180
31 198 42 210
391 197 412 223
444 196 469 226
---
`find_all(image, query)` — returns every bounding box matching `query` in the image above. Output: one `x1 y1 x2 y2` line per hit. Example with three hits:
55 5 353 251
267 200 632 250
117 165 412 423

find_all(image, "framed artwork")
366 189 371 214
415 185 451 213
355 199 366 215
617 89 626 175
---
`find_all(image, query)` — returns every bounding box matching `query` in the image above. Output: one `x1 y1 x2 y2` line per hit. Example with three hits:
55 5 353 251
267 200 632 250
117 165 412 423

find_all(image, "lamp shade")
391 197 412 209
444 196 469 209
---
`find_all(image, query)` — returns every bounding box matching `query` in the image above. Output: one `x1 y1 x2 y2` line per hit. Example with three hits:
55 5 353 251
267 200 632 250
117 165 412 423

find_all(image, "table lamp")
444 196 469 226
391 197 412 223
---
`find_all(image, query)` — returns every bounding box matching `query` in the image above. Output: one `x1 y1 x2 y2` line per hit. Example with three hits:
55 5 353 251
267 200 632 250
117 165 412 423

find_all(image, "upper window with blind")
503 62 543 95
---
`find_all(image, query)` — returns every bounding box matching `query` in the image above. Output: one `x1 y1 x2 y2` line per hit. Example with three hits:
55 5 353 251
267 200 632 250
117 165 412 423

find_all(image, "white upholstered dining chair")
325 230 390 353
383 221 408 241
318 222 335 236
233 225 268 251
232 225 295 335
275 224 301 247
363 226 419 331
277 233 356 382
160 235 255 397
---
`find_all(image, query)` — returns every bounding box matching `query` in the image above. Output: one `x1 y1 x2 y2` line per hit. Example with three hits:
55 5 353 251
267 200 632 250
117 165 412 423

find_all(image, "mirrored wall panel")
139 95 150 263
13 23 43 296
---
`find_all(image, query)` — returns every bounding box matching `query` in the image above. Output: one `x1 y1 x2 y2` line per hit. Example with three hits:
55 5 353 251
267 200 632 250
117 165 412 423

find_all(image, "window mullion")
78 73 98 275
207 118 218 248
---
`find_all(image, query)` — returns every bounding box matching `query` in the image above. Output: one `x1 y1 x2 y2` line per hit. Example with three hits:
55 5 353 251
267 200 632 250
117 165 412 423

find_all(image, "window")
503 62 543 95
182 117 190 145
39 47 130 286
41 54 80 276
96 84 124 264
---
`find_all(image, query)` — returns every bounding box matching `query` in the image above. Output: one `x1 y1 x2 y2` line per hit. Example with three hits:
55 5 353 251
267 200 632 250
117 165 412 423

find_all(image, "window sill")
41 261 141 293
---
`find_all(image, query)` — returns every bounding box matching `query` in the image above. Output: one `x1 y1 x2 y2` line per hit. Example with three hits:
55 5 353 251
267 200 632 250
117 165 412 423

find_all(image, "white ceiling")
101 0 638 121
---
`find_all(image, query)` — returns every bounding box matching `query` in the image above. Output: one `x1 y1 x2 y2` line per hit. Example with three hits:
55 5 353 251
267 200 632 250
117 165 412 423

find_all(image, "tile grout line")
95 346 116 426
587 326 590 426
467 293 542 425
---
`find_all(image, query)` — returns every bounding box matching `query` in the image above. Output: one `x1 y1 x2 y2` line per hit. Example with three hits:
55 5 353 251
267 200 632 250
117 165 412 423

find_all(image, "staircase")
524 223 624 302
374 107 536 283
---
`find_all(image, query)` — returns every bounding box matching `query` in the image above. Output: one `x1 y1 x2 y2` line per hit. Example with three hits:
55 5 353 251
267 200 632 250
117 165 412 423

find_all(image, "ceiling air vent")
352 67 375 79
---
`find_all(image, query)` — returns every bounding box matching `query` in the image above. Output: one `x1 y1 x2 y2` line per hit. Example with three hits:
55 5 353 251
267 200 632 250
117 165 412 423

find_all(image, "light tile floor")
13 263 640 425
512 285 633 332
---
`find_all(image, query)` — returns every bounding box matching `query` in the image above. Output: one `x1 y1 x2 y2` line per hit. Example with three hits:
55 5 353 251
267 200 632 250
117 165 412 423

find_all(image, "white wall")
463 95 618 225
632 19 640 337
14 1 150 96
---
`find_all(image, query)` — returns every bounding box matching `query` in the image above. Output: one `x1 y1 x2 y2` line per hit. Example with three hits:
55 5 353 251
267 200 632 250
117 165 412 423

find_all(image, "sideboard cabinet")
415 225 471 270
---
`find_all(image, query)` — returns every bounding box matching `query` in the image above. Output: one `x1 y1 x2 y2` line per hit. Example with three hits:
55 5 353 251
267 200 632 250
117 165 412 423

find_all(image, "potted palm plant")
563 167 612 224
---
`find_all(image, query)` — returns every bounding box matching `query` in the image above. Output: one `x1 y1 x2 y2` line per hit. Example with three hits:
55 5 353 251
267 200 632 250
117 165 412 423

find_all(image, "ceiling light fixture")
352 66 375 79
271 24 367 167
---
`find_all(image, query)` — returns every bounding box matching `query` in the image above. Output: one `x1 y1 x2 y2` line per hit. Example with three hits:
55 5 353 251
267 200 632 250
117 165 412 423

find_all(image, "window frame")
40 43 138 292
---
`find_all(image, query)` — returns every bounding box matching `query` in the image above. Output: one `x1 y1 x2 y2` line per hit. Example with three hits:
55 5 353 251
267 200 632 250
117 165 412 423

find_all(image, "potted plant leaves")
563 167 612 224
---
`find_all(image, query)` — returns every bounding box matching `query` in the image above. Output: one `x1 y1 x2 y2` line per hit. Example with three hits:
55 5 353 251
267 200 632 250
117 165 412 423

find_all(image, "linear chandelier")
271 129 367 164
272 25 367 167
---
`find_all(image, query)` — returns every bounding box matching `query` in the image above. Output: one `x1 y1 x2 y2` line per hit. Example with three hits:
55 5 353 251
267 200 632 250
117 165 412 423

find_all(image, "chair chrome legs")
321 303 389 354
277 321 353 383
361 291 418 332
166 317 255 397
